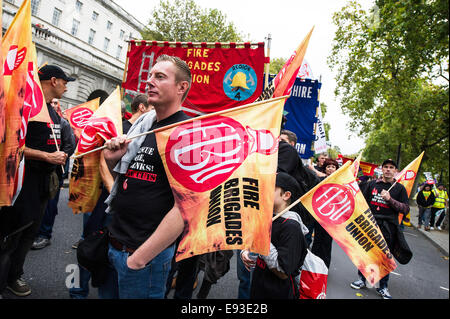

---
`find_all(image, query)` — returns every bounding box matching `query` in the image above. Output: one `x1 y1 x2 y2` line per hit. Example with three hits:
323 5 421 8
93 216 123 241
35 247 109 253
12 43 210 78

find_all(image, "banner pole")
264 33 272 89
120 42 131 98
72 95 290 159
50 124 65 174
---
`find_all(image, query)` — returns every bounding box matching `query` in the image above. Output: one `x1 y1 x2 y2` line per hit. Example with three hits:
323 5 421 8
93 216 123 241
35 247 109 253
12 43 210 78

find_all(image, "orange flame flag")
65 98 100 139
68 88 122 214
300 161 397 286
394 151 425 197
257 27 314 101
155 96 287 261
0 0 33 206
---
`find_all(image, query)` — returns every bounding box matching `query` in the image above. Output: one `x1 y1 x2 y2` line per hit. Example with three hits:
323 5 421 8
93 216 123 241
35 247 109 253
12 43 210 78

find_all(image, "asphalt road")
1 186 448 300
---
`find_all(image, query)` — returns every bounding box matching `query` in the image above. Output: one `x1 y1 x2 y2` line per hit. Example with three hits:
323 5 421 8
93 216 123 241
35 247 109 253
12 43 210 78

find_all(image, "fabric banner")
314 105 328 155
122 41 265 116
395 151 424 198
27 43 49 123
65 98 100 139
283 78 321 159
339 155 379 177
68 87 122 214
0 0 32 206
256 27 314 102
300 161 397 286
155 97 286 261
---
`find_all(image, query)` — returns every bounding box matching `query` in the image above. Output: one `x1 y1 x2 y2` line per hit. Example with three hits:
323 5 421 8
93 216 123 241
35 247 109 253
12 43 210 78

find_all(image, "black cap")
276 172 301 202
382 158 398 168
38 65 76 82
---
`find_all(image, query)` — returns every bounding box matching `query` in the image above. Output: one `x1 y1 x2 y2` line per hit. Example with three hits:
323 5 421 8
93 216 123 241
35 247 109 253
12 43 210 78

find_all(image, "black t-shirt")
108 111 190 249
122 119 133 135
25 103 61 172
250 216 307 299
360 179 409 224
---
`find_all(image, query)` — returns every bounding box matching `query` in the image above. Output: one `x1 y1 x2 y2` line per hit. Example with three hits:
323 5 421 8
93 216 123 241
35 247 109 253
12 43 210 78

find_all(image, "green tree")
269 57 286 74
328 0 449 185
142 0 244 42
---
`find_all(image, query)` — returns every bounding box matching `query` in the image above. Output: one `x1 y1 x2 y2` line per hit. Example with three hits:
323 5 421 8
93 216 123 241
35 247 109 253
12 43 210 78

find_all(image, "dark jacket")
277 141 320 226
416 190 435 208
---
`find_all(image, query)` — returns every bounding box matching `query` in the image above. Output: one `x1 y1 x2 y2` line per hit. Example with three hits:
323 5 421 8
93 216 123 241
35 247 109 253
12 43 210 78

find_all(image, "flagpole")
72 95 290 159
50 124 65 174
264 33 271 89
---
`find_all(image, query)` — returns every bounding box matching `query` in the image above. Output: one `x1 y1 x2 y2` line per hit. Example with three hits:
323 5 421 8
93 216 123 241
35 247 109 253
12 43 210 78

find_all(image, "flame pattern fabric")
0 0 32 206
300 161 397 286
155 98 286 261
68 87 122 213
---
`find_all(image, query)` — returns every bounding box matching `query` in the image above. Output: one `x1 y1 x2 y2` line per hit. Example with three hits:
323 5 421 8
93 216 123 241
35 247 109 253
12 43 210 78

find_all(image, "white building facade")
2 0 145 109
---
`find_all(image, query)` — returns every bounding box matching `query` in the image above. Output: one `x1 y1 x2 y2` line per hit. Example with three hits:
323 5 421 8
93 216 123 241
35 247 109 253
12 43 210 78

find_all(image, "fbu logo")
312 184 355 225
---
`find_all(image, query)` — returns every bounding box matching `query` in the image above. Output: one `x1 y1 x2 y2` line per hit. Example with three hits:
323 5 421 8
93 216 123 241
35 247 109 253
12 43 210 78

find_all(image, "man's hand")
381 189 391 201
240 250 257 271
47 151 67 165
103 135 130 169
127 254 146 270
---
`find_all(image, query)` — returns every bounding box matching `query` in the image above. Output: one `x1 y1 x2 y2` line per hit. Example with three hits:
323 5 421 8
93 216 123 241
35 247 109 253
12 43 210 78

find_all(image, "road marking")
440 286 449 291
391 272 401 276
403 231 418 237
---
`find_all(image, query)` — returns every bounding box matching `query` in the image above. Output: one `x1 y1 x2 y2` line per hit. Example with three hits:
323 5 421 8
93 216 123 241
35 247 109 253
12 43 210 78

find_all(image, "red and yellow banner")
155 97 286 261
122 41 265 115
300 161 397 286
255 27 314 102
394 152 424 226
27 43 50 123
339 155 379 177
273 27 314 98
395 151 424 198
0 0 32 206
68 87 122 213
65 98 100 139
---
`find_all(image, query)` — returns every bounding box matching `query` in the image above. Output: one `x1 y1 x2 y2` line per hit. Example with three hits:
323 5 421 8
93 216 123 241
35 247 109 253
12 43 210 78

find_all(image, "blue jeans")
108 243 175 299
37 184 62 239
236 250 253 299
69 264 119 299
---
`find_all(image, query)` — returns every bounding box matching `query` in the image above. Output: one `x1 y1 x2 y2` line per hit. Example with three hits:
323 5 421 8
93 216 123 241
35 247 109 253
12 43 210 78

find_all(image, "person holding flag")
103 55 191 298
1 65 75 297
350 158 410 299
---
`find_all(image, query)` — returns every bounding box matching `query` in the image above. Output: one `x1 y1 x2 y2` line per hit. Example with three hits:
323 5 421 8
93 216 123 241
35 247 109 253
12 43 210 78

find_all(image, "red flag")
122 41 265 115
68 87 122 213
0 4 5 143
65 98 100 139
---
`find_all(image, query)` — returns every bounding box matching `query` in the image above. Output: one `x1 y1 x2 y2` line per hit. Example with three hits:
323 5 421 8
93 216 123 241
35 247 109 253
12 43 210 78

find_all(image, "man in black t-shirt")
0 65 75 297
104 55 192 298
350 159 409 299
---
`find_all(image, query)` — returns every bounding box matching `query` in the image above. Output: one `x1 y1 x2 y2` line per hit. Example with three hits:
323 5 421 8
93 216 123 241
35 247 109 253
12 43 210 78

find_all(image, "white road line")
440 286 449 291
404 232 418 237
391 272 401 276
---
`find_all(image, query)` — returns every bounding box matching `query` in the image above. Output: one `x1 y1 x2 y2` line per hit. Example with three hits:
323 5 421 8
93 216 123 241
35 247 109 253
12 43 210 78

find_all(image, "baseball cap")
382 158 398 168
275 172 301 202
38 65 76 82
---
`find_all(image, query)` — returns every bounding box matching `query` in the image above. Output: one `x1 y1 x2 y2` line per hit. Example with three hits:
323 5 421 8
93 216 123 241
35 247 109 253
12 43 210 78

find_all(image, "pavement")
407 204 449 256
